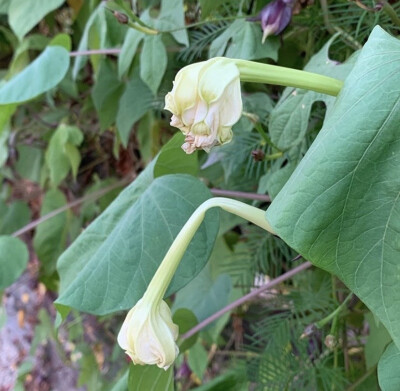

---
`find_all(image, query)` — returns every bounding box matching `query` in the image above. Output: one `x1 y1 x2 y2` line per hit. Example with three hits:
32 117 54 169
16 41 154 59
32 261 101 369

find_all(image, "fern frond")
178 22 229 63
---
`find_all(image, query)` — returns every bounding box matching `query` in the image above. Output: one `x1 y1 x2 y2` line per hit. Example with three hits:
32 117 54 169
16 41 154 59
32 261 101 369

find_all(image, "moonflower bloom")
117 298 179 370
164 57 242 154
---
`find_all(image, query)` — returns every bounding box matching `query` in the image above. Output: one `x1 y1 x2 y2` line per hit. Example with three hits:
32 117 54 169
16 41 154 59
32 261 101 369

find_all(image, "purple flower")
249 0 293 43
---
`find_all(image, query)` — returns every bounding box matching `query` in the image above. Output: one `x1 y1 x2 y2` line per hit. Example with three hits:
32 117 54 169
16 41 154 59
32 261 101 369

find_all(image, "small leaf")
269 35 357 150
33 189 68 278
378 342 400 391
0 236 29 290
118 29 144 78
365 312 392 369
158 0 189 47
128 364 174 391
188 342 208 379
116 74 153 146
173 308 198 352
92 59 124 131
0 200 30 235
140 35 167 94
8 0 65 40
0 46 70 104
209 19 279 61
72 4 103 79
45 124 83 186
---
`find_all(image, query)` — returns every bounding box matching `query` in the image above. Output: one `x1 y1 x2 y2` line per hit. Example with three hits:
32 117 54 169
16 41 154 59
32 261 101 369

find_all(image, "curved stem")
235 59 343 96
143 197 275 303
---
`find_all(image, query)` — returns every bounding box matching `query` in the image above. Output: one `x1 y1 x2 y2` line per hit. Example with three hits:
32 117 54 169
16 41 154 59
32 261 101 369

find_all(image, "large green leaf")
266 27 400 346
154 133 199 178
8 0 65 40
0 236 29 290
56 173 219 315
269 35 357 151
0 45 69 104
378 342 400 391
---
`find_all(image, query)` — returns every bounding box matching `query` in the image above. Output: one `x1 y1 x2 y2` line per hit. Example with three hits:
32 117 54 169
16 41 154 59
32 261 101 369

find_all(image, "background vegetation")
0 0 399 390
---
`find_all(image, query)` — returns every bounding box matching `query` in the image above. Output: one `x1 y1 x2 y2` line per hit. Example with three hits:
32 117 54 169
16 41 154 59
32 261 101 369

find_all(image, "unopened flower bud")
165 57 242 154
113 11 129 24
249 0 293 43
118 298 179 370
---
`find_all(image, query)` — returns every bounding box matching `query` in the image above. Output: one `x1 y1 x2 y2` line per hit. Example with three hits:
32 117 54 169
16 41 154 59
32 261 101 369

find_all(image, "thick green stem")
143 197 275 303
234 59 343 96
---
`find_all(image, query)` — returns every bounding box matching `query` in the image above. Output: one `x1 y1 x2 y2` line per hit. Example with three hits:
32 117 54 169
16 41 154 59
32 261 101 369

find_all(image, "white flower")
117 298 179 370
165 57 242 154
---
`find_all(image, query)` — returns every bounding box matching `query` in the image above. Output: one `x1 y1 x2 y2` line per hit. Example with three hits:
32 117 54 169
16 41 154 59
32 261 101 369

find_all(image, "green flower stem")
143 197 275 303
234 59 343 97
127 20 158 35
316 293 352 329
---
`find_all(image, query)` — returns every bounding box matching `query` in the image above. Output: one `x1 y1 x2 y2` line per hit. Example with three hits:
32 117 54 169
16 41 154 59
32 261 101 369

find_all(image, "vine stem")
181 261 312 340
10 184 270 238
210 189 270 202
69 49 121 57
11 176 132 238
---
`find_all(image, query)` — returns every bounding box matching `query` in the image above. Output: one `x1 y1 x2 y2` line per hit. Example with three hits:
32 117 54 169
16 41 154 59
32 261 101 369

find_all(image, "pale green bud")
117 298 179 370
165 57 242 154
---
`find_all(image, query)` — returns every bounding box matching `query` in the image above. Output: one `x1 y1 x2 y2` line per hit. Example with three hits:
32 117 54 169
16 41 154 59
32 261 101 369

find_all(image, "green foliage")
0 45 70 104
8 0 65 40
128 364 174 391
209 19 280 61
269 35 357 151
56 173 219 315
116 72 154 146
154 133 199 178
140 35 168 94
378 342 400 391
45 124 83 186
0 200 30 235
2 0 400 389
33 189 69 284
266 26 400 348
0 235 28 289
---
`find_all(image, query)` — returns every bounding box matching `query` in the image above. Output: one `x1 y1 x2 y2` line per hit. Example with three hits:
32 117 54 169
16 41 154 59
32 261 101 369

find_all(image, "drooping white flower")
165 57 242 154
117 298 179 370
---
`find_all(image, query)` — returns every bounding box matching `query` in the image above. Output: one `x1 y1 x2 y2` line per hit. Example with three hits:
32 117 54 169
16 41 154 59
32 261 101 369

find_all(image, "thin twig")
69 49 121 57
210 188 270 202
181 261 312 340
345 364 377 391
11 176 132 238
